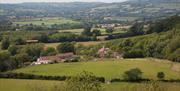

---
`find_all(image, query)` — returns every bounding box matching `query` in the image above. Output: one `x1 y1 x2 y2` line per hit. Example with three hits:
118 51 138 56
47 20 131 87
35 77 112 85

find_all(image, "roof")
38 52 74 62
26 40 39 43
98 46 109 53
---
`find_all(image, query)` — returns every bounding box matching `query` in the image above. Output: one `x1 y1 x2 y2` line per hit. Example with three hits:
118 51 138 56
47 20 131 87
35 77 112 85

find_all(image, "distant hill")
0 0 180 23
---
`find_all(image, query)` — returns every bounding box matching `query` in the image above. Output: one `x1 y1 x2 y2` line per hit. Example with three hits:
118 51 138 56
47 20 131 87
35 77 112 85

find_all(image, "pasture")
13 17 80 26
0 79 180 91
12 58 180 80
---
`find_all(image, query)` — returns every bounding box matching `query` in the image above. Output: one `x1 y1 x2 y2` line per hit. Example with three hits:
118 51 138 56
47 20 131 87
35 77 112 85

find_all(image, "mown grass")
0 79 180 91
12 58 180 80
13 17 80 26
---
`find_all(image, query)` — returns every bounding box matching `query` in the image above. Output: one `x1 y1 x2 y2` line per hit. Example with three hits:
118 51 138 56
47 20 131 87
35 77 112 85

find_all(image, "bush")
157 72 165 80
66 71 103 91
1 37 10 50
123 68 143 82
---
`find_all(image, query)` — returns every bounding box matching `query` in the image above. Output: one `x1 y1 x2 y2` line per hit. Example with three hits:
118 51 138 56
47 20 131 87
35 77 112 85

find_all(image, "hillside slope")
77 16 180 62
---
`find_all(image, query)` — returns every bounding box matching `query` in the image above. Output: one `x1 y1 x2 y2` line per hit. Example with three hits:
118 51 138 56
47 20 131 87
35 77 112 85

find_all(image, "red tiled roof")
38 53 74 62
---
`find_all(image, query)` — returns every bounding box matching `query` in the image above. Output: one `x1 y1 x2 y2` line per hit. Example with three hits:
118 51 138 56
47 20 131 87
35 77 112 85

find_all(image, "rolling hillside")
0 0 180 22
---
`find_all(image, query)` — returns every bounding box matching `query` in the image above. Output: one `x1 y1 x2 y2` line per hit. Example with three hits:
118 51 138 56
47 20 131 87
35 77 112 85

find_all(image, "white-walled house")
31 53 75 65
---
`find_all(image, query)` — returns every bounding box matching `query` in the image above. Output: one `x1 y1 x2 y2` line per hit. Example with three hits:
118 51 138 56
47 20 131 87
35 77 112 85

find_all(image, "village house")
97 24 115 29
32 52 75 65
98 46 110 58
98 46 123 59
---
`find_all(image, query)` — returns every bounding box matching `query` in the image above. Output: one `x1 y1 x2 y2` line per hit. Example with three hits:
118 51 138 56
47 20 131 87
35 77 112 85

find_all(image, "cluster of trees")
0 31 95 45
0 41 78 72
19 23 83 31
46 33 93 43
81 23 101 37
0 44 44 72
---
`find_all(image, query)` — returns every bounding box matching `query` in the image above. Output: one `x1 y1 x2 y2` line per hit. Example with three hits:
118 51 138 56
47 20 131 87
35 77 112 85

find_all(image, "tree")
21 44 44 61
38 34 49 43
157 72 165 80
57 42 75 53
123 68 142 81
81 23 92 36
0 51 15 72
14 53 30 65
14 38 26 45
129 23 144 36
41 47 57 56
66 71 102 91
1 37 10 50
8 45 19 56
92 29 101 36
105 27 114 34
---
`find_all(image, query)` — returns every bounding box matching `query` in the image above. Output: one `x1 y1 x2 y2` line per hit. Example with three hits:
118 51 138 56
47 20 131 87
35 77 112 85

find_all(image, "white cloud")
0 0 127 3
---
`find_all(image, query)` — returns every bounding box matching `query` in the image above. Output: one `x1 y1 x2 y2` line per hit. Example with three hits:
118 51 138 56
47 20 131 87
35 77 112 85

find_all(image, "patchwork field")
13 17 80 26
12 58 180 80
0 79 180 91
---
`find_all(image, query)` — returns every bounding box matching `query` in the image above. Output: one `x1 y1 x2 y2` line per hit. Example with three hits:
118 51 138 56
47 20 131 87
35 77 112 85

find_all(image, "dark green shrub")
123 68 143 81
157 72 165 80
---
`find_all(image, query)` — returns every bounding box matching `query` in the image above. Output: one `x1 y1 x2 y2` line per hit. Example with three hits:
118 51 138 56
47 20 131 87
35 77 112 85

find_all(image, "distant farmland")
13 17 81 26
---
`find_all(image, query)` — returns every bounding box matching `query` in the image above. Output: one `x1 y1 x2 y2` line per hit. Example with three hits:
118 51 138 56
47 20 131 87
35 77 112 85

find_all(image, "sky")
0 0 128 3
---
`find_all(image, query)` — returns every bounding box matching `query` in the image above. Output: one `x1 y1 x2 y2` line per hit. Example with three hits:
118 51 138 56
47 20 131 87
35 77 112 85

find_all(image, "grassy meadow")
13 17 80 26
0 79 180 91
11 58 180 80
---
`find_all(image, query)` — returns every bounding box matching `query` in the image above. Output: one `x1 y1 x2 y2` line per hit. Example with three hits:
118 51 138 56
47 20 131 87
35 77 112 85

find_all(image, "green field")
13 17 80 26
0 79 180 91
12 58 180 80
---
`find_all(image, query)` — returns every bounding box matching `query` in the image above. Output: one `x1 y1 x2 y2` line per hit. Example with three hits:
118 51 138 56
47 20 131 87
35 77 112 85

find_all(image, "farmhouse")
98 46 110 58
98 46 123 59
32 52 75 65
